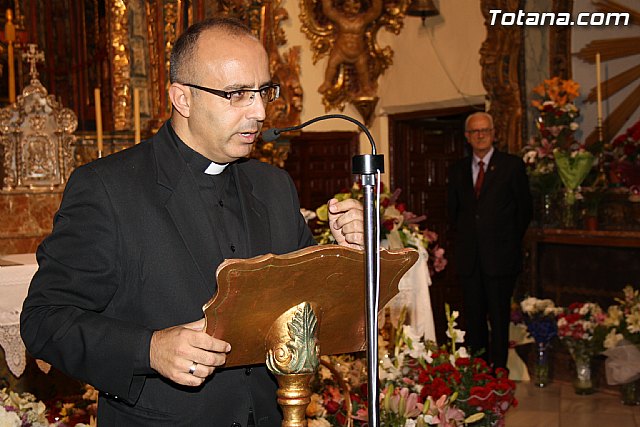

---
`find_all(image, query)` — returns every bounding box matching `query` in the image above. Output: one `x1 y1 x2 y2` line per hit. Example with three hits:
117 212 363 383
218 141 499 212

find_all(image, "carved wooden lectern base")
203 245 418 426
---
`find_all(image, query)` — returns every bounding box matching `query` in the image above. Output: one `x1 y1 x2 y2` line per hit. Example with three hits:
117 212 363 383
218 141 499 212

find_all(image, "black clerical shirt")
169 125 248 260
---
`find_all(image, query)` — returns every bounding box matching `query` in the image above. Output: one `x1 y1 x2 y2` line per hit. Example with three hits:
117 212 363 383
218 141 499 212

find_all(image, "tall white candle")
134 88 141 144
95 88 103 156
596 53 602 125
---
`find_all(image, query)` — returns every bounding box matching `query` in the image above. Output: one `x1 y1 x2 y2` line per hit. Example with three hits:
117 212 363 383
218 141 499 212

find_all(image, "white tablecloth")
0 253 37 377
382 245 436 342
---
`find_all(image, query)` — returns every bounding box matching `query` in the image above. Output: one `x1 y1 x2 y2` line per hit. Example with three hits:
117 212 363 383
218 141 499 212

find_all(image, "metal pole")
361 174 379 426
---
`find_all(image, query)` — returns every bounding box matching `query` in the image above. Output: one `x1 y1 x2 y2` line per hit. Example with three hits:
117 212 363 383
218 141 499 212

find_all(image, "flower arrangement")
313 182 447 275
599 285 640 388
557 302 606 393
306 305 518 426
523 77 596 224
605 118 640 189
0 385 97 427
520 297 562 344
531 77 581 150
0 388 49 426
522 77 582 195
601 285 640 350
556 302 605 343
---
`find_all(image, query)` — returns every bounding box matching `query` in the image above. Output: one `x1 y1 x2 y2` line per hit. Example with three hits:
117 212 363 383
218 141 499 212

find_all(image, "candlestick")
5 10 16 103
595 52 603 142
95 88 103 157
134 88 141 144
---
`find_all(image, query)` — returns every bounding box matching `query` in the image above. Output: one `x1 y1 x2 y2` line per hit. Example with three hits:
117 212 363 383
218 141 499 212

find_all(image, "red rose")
382 219 395 231
455 357 471 367
325 399 341 414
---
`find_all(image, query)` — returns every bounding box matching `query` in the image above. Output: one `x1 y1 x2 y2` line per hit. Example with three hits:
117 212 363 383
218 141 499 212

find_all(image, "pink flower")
428 395 466 427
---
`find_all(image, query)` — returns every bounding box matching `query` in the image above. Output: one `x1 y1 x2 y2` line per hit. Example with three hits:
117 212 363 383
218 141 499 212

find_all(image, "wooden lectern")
203 245 418 426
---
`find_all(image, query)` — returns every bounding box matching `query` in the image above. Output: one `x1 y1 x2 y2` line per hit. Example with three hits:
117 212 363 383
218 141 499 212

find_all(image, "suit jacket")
447 149 532 277
20 123 316 426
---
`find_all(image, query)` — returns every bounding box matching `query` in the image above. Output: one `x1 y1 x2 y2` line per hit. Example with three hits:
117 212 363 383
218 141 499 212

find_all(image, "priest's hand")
150 318 231 386
328 198 364 249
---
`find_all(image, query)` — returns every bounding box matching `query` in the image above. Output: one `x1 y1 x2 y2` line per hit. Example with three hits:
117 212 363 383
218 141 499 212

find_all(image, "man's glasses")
183 83 280 107
466 128 493 136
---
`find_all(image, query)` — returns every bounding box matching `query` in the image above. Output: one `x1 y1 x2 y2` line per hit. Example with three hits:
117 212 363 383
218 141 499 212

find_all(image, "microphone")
261 114 384 174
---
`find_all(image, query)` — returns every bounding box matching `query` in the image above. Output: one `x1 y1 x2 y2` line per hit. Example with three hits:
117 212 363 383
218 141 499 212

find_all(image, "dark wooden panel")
283 131 359 210
521 228 640 308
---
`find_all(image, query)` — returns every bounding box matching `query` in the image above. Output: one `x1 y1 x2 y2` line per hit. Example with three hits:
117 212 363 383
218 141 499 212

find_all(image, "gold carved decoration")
300 0 409 117
579 0 640 147
479 0 522 153
0 45 77 190
266 302 319 427
163 1 179 120
266 302 319 375
109 0 132 131
549 0 573 80
217 0 304 166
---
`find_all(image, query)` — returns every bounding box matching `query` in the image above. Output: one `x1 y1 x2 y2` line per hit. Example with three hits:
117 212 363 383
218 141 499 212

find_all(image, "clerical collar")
168 122 230 175
204 162 229 175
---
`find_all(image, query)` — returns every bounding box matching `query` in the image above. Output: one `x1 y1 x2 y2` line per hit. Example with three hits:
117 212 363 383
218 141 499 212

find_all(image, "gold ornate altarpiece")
0 1 303 167
479 0 575 153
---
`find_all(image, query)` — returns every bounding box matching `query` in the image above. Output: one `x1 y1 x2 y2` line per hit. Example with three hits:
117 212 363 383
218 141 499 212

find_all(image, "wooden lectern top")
203 245 418 367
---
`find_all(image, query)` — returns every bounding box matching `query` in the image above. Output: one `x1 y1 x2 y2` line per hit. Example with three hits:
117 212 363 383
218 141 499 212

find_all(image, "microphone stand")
263 114 384 426
352 151 384 427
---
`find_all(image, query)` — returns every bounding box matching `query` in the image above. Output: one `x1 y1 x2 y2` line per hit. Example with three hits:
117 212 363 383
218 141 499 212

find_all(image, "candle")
95 88 103 156
133 88 141 144
596 52 602 125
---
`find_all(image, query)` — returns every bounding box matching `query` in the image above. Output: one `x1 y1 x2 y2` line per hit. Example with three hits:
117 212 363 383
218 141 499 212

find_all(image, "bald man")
21 18 364 426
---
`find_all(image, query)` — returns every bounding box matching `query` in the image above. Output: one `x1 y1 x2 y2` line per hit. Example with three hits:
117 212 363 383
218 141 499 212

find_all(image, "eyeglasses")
182 83 280 107
466 128 493 136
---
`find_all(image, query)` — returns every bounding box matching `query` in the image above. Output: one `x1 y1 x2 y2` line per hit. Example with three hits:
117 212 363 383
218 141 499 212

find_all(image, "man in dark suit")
20 18 364 426
447 112 532 370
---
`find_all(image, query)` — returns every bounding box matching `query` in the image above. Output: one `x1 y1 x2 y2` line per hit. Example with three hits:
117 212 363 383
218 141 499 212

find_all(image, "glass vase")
620 380 640 406
563 339 595 395
534 341 551 387
561 189 577 229
540 193 558 228
572 352 594 395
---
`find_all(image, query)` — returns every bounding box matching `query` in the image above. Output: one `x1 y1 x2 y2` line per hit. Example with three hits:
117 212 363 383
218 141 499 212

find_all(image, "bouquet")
605 118 640 188
520 297 562 344
313 182 447 275
557 302 606 393
522 77 582 196
557 302 605 343
600 285 640 385
0 388 49 427
307 305 518 426
0 385 97 427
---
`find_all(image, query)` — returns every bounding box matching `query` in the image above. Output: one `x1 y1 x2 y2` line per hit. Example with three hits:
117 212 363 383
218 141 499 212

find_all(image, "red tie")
475 160 485 198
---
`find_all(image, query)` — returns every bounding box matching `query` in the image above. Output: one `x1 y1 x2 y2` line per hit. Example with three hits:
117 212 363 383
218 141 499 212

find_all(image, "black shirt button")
218 200 224 207
245 368 252 375
231 423 241 427
230 245 236 252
